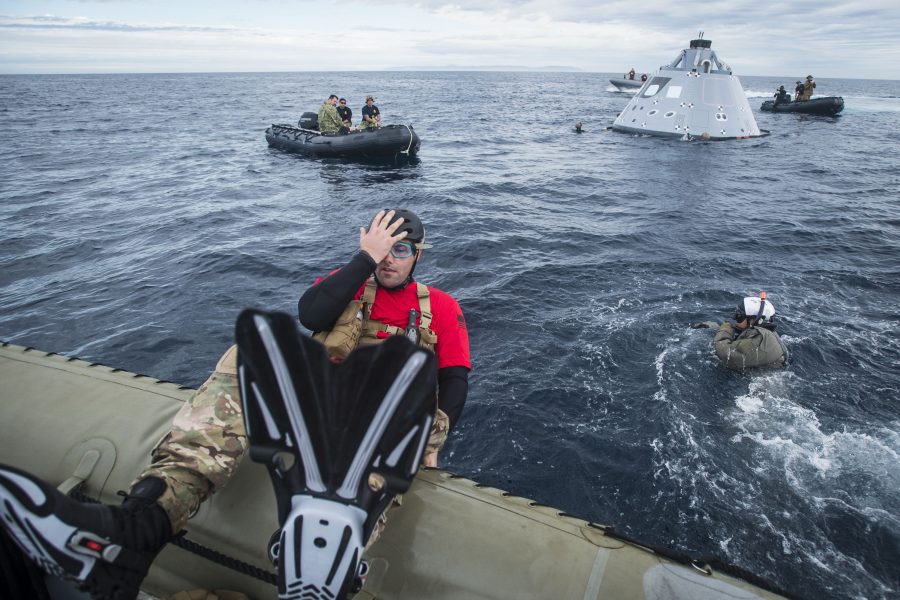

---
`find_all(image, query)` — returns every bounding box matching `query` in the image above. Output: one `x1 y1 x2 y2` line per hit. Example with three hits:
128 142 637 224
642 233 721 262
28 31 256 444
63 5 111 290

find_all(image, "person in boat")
773 85 790 105
360 95 381 129
627 68 636 80
336 97 353 126
0 209 470 600
640 73 648 82
794 80 805 102
298 208 470 462
318 94 350 134
574 121 583 133
799 75 816 101
693 293 787 371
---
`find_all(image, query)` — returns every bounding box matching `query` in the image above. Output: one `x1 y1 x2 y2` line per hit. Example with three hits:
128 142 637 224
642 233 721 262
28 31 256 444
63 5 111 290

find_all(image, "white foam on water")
743 88 776 98
729 373 900 492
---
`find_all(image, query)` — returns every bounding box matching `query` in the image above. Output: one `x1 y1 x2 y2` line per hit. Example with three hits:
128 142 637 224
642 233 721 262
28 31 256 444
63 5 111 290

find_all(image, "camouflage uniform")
713 321 787 371
139 345 449 536
317 102 344 134
799 79 816 101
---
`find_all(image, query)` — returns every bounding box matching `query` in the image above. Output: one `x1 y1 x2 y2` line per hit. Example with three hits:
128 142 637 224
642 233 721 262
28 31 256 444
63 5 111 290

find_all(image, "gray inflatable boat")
0 342 796 600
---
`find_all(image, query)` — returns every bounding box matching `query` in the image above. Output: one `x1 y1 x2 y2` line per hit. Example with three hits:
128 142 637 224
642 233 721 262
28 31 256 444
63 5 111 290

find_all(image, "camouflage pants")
366 408 448 550
139 345 449 534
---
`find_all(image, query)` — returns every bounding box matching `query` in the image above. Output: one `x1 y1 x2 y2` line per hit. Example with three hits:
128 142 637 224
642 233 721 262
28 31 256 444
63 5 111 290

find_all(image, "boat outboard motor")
298 112 319 130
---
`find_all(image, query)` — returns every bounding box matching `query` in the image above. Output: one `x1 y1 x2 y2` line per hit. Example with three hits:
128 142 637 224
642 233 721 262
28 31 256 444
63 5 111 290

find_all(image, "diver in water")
693 292 788 371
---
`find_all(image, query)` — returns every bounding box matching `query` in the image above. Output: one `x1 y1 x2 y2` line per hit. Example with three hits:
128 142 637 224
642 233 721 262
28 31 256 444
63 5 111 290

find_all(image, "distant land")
386 65 584 72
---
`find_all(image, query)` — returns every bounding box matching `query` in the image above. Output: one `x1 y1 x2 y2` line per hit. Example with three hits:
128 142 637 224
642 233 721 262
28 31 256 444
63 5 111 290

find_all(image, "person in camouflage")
695 294 787 371
0 209 467 600
141 340 452 532
799 75 816 101
317 94 348 134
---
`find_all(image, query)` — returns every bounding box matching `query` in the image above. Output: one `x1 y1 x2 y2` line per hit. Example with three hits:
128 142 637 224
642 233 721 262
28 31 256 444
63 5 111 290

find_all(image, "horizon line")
0 69 895 82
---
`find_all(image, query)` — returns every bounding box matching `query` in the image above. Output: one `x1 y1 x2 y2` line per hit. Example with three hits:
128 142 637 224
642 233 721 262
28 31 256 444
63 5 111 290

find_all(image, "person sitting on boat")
0 209 471 600
336 97 353 126
360 95 381 130
318 94 350 134
627 68 636 80
773 85 790 105
693 292 787 371
640 73 648 82
794 80 805 102
799 75 816 101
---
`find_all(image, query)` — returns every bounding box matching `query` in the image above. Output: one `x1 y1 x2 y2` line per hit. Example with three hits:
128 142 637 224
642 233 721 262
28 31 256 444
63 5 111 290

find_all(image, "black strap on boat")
70 489 276 586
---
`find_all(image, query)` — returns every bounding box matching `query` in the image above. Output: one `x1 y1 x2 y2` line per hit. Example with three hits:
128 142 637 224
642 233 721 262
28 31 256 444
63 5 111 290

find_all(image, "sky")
1 0 899 79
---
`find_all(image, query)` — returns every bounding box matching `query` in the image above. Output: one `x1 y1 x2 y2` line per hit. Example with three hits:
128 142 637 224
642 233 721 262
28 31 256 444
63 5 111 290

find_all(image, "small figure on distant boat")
318 94 350 134
798 75 816 101
794 80 805 102
336 97 353 127
627 68 636 80
640 73 648 82
773 85 790 106
574 121 583 133
692 291 788 371
360 95 381 130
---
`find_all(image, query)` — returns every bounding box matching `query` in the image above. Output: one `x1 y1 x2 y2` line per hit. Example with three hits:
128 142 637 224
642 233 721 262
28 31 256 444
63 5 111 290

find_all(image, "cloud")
1 1 899 78
0 14 241 34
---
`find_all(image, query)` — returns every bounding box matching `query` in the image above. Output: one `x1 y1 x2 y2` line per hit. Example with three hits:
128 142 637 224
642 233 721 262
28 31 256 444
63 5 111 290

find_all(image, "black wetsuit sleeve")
297 251 377 332
438 365 469 431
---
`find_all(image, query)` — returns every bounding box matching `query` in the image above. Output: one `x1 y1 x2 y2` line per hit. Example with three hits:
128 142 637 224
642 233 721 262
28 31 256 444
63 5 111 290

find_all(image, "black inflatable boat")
760 96 844 116
265 112 420 162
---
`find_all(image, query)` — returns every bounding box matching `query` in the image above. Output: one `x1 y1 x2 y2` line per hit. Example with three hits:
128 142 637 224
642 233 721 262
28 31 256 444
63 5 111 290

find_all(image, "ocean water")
1 71 898 600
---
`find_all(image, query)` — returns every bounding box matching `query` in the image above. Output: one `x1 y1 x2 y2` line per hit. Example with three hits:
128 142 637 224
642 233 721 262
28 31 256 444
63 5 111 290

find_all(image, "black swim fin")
235 309 437 600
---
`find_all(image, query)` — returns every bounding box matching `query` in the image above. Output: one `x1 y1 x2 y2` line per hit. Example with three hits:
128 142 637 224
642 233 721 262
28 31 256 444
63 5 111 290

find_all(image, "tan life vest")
313 277 437 360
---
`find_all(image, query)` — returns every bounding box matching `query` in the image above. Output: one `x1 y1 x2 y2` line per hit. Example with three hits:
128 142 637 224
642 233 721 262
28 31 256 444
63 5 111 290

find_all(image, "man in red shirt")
0 208 469 600
298 208 471 466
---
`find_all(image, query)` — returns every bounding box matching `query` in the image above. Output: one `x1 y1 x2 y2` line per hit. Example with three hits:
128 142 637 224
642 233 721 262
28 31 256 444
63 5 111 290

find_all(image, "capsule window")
664 111 676 118
648 110 658 116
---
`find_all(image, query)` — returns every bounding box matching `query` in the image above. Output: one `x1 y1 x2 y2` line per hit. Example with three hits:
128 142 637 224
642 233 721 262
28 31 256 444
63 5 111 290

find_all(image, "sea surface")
1 71 898 600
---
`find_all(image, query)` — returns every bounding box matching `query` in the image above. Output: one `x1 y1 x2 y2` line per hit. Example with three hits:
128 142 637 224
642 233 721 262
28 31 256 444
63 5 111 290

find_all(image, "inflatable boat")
0 341 796 600
265 112 420 163
760 96 844 116
609 78 644 91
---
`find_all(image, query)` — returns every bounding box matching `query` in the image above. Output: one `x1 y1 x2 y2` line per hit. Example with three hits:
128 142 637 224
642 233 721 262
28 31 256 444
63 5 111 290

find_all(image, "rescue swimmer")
0 209 469 600
298 208 471 451
693 292 788 371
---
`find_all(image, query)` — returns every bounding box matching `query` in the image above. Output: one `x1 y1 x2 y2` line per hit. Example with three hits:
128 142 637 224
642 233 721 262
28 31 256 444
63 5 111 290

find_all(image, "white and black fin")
0 463 160 600
235 309 437 599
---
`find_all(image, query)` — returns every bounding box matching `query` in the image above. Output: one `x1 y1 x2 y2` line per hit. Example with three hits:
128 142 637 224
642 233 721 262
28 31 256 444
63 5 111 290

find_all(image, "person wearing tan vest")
298 208 471 467
0 209 471 600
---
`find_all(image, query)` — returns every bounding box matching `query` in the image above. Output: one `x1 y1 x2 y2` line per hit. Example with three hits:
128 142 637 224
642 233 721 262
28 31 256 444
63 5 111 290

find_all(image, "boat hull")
265 124 420 162
0 342 791 599
610 78 644 91
760 96 844 116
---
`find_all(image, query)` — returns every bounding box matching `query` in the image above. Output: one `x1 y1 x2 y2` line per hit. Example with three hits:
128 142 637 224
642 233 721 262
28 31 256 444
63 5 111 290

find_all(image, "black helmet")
385 209 431 247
